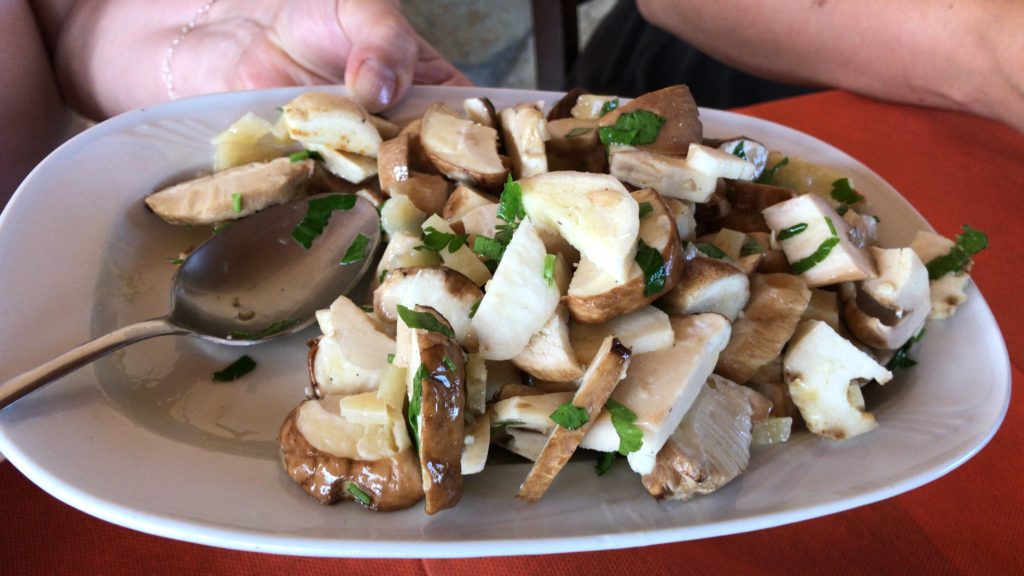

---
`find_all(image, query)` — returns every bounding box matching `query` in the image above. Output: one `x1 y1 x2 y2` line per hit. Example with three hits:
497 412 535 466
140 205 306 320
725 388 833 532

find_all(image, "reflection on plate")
0 86 1010 558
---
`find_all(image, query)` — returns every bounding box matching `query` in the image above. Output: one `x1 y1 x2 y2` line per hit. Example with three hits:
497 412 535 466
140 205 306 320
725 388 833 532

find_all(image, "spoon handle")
0 317 187 410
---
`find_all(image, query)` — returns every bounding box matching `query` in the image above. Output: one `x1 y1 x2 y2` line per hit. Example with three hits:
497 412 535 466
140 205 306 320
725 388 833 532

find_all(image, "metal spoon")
0 194 380 410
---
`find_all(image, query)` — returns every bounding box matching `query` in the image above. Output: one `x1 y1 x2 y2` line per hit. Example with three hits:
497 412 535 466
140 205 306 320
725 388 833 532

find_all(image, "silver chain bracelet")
161 0 219 100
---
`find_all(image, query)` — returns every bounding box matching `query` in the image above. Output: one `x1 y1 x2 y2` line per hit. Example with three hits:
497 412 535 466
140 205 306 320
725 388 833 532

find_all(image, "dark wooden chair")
532 0 585 90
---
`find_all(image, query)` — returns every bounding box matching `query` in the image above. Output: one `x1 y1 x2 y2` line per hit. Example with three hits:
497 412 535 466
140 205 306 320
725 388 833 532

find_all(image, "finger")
412 37 474 87
337 0 418 112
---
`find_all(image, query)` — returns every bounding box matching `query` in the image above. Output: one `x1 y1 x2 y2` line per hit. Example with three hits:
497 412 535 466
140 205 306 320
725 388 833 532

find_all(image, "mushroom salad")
145 87 988 514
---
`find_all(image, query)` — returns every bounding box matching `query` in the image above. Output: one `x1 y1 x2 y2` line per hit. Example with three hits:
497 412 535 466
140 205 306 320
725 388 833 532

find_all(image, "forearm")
636 0 1024 131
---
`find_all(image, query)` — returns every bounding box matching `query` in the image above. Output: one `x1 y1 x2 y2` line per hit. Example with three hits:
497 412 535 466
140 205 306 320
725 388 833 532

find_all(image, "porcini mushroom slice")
641 376 757 501
580 313 732 475
843 247 930 350
566 188 683 324
491 391 574 435
571 94 619 120
762 193 877 287
512 305 584 382
389 172 450 216
374 266 482 348
570 305 675 365
461 413 490 475
715 273 812 384
420 214 492 287
309 295 396 396
711 180 795 234
500 103 549 179
910 230 971 319
520 171 639 283
545 117 600 157
597 85 702 156
442 184 497 230
656 256 750 321
463 97 499 128
784 320 893 440
518 336 631 502
281 92 382 157
405 306 467 514
145 157 315 225
377 133 411 193
419 102 508 188
305 144 378 184
610 149 718 204
278 396 421 510
471 219 561 360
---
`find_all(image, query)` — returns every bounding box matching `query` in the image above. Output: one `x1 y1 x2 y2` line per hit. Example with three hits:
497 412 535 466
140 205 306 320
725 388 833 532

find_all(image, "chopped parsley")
231 193 243 213
605 399 642 455
790 217 840 275
543 254 556 286
732 141 747 160
212 355 256 382
288 149 324 163
227 319 300 340
386 353 395 364
695 242 727 259
598 109 666 149
777 222 808 241
926 225 988 280
830 178 864 205
345 482 373 507
550 402 589 431
565 127 593 138
418 227 468 253
473 176 525 264
472 235 507 262
340 233 371 264
491 419 526 431
756 156 789 185
396 304 454 338
408 363 428 448
887 328 926 371
468 298 482 319
290 194 357 249
211 222 232 234
599 98 619 116
638 202 654 219
740 237 765 257
166 257 184 265
442 355 457 373
595 452 616 476
635 240 668 297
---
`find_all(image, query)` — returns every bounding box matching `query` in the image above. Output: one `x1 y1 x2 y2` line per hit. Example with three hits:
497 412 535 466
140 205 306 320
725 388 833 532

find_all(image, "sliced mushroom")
580 313 732 474
597 85 702 156
610 149 718 204
545 117 600 157
784 319 892 440
521 171 639 283
910 230 970 319
657 255 750 321
513 258 583 382
762 193 877 287
762 152 857 203
309 295 396 396
716 137 769 179
397 118 441 175
460 203 498 240
368 114 401 140
419 102 508 188
389 172 450 216
461 413 490 475
442 183 497 232
376 133 411 193
746 356 802 421
491 391 573 435
145 157 315 225
801 288 841 332
379 194 427 237
373 266 483 348
497 427 548 462
569 305 675 365
420 214 492 286
374 232 441 291
843 247 930 350
463 97 499 128
547 87 587 121
305 143 378 184
640 376 756 501
518 336 631 502
500 103 549 179
664 197 698 241
281 92 382 157
566 188 682 323
405 305 467 514
712 179 796 234
715 273 812 384
211 111 292 171
470 219 561 360
279 395 421 510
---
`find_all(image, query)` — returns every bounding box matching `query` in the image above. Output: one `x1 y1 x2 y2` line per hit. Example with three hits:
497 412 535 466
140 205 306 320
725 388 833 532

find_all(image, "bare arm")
636 0 1024 131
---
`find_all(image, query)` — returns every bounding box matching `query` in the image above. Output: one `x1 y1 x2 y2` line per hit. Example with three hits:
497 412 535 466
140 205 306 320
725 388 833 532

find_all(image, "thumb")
338 1 418 112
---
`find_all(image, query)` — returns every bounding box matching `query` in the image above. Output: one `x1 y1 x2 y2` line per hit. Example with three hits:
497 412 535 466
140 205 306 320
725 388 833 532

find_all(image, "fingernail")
354 58 397 112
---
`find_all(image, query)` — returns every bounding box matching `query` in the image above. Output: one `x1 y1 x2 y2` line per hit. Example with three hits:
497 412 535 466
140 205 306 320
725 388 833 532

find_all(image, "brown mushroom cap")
419 102 508 188
597 85 702 156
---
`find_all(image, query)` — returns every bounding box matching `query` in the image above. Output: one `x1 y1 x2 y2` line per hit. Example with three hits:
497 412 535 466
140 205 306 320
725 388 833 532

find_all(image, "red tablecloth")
2 91 1022 575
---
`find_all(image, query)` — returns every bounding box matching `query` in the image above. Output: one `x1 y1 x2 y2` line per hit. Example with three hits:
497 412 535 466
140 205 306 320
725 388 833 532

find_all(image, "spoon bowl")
0 193 379 408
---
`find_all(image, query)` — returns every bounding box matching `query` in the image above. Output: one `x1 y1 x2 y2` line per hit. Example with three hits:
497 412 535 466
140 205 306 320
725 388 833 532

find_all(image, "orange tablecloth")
2 90 1022 575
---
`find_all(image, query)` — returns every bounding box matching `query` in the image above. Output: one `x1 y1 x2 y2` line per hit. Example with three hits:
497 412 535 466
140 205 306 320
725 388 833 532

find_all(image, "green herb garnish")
468 298 482 319
635 240 668 297
605 399 642 455
345 482 373 506
212 355 256 382
550 402 589 431
638 202 654 219
472 235 506 262
442 355 457 373
599 98 619 116
756 156 789 184
289 149 324 163
887 328 926 371
212 222 232 234
740 238 765 257
595 452 616 476
167 257 184 265
732 141 747 160
418 227 468 253
696 242 727 259
340 233 371 264
790 217 840 275
565 127 593 138
926 225 988 280
227 319 300 340
491 419 526 430
396 304 454 338
543 254 556 287
777 222 808 241
830 178 864 205
598 109 666 149
386 353 395 364
408 364 428 448
231 193 243 213
290 194 357 249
